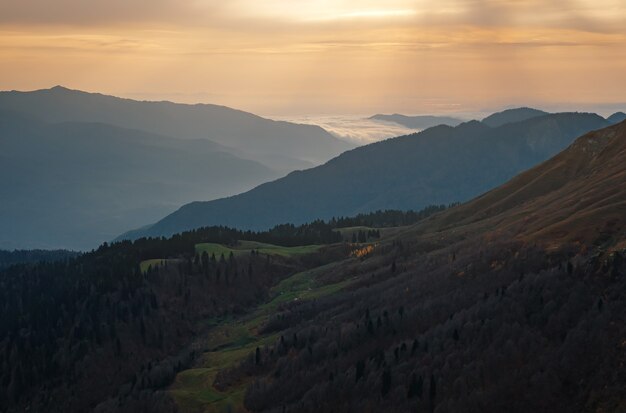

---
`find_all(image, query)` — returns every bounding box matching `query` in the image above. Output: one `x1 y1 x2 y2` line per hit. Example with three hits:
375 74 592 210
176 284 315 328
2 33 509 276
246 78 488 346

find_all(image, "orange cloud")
1 0 625 115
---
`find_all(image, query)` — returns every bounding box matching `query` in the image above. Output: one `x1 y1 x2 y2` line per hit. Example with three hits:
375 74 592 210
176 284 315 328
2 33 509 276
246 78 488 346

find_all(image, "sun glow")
1 0 625 115
303 8 417 21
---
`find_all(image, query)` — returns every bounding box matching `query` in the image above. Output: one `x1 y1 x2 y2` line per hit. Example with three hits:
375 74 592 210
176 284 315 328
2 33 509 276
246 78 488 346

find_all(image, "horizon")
2 84 624 121
5 84 624 145
2 3 626 411
1 0 625 116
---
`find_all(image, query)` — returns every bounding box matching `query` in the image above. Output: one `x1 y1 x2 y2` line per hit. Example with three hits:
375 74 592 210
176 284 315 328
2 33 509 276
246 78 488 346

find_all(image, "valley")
3 2 626 412
1 120 625 412
162 121 626 413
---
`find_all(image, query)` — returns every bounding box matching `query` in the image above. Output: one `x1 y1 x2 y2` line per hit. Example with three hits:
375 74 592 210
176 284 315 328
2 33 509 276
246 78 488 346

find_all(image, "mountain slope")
123 112 609 239
0 111 278 250
173 120 626 413
420 119 626 247
370 114 463 129
482 107 549 127
0 86 353 171
3 122 625 413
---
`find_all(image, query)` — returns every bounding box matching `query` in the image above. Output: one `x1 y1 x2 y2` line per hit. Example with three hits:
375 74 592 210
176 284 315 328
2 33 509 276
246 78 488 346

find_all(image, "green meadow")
195 240 322 258
169 259 354 413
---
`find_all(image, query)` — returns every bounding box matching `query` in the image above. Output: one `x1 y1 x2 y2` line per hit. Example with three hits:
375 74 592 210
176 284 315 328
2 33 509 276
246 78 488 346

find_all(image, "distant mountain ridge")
607 111 626 124
370 113 464 129
0 111 279 250
0 86 353 172
120 111 610 240
481 107 549 127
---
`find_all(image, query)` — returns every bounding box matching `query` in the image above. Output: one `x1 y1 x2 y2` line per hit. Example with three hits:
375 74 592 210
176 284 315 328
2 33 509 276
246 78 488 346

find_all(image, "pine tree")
355 360 365 383
429 374 437 412
407 373 423 399
381 369 392 397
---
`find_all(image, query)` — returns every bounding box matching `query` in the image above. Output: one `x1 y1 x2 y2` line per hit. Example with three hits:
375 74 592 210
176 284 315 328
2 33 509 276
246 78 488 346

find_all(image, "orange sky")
1 0 625 115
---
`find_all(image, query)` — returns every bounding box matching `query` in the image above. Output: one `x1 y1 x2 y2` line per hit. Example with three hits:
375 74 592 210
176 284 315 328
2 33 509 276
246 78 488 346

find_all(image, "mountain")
369 113 463 129
4 121 625 413
231 121 626 413
607 111 626 124
0 86 353 172
0 111 279 250
122 112 609 240
481 107 549 127
372 108 549 130
420 119 626 244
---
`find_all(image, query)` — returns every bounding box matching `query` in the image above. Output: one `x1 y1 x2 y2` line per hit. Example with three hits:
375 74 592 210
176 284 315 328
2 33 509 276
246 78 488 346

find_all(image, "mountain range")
2 88 623 251
369 107 551 130
0 110 281 250
0 87 353 250
122 110 615 240
369 114 464 129
0 86 353 172
3 118 625 413
231 117 626 413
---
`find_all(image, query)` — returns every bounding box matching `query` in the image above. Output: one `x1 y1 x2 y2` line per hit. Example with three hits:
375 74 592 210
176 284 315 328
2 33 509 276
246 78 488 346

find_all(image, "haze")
1 0 625 115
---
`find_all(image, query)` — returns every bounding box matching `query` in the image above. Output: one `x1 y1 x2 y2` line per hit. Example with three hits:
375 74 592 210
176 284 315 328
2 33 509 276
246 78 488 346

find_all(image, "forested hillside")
0 208 444 412
167 120 626 413
0 249 78 269
2 122 625 413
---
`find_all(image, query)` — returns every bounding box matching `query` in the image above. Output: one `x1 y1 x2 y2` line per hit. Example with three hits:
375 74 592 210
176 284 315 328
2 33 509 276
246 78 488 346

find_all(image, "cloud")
1 0 623 35
1 0 625 116
0 0 200 26
445 0 626 33
268 114 418 144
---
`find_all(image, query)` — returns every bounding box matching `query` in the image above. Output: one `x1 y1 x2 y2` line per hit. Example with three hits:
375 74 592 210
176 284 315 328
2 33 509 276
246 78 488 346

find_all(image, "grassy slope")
139 258 166 273
333 226 401 242
195 241 322 258
168 260 355 413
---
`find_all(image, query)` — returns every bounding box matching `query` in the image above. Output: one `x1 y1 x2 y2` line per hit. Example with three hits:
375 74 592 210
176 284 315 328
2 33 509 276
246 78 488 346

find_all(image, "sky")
1 0 625 116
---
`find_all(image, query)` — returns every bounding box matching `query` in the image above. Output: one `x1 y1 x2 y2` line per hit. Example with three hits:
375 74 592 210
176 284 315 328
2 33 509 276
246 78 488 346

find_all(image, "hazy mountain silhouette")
369 113 463 129
0 111 278 250
607 111 626 124
121 112 609 240
481 107 549 127
0 86 353 172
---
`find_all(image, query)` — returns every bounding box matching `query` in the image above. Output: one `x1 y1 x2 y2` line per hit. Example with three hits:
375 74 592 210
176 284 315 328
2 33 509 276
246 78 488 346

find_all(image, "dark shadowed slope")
0 111 278 250
370 114 463 129
122 112 609 240
0 86 353 171
481 107 549 127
